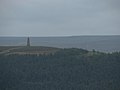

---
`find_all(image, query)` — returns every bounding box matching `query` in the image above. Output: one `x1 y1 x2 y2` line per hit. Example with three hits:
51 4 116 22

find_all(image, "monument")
27 37 30 46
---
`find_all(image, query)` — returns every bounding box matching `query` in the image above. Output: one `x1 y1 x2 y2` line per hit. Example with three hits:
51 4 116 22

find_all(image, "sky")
0 0 120 36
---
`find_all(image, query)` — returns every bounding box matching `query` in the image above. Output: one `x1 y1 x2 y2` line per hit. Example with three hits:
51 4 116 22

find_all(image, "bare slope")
0 46 61 55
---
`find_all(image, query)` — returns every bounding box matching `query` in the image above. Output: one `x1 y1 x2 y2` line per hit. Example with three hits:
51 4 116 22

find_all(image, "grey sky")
0 0 120 36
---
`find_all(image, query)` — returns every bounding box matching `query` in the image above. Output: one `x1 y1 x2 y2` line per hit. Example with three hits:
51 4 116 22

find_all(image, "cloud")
0 0 120 36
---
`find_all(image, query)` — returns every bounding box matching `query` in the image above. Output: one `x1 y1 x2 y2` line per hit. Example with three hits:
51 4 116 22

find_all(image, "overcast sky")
0 0 120 36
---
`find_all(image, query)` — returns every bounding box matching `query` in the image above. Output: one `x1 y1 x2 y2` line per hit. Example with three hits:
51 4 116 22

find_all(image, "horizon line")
0 35 120 37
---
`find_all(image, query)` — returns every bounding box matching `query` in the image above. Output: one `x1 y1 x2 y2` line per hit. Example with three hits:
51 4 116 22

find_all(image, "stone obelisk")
27 37 30 47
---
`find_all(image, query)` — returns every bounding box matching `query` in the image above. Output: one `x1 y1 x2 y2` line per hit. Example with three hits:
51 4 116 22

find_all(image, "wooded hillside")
0 48 120 90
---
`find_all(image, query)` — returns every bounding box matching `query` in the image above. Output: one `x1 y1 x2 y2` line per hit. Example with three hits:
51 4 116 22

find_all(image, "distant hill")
0 35 120 52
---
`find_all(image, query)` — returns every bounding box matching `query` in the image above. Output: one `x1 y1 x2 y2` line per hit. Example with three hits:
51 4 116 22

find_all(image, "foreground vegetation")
0 48 120 90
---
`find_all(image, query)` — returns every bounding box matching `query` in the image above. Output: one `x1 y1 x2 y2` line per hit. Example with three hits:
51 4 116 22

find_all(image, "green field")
0 46 61 55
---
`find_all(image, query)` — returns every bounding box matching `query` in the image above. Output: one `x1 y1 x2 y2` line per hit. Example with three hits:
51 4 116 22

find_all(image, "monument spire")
27 37 30 46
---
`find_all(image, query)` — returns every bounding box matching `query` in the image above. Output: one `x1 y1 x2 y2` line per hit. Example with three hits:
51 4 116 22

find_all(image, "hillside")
0 47 120 90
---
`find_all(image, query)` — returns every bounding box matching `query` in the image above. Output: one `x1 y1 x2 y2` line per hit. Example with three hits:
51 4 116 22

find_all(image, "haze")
0 0 120 36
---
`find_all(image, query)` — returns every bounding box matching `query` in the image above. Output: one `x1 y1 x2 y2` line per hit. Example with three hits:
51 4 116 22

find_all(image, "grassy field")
0 46 61 55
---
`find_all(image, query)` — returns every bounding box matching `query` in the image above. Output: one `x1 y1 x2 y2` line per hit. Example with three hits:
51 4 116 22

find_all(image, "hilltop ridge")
0 46 61 56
